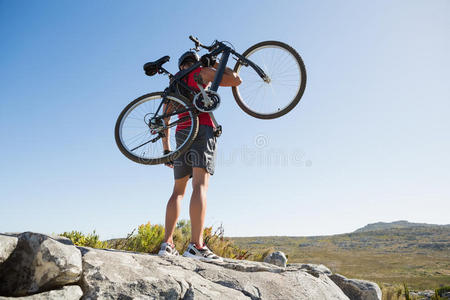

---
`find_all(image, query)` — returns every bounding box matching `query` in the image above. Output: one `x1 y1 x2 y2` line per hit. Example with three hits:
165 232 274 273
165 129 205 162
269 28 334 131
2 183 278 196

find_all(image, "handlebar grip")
189 35 199 44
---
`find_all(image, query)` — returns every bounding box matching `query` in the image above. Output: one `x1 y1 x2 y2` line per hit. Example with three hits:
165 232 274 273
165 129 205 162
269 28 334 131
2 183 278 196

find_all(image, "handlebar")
189 35 217 52
189 35 200 45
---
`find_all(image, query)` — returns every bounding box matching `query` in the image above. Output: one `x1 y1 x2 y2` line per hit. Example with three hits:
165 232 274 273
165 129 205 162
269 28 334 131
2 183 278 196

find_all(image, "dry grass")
230 226 450 290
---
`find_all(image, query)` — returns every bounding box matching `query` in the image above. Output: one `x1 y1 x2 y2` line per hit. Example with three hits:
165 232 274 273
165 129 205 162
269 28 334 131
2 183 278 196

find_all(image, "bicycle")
115 36 307 165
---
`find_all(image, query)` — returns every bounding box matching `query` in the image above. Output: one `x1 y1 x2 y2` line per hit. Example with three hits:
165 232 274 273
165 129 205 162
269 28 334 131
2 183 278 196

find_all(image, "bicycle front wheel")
232 41 307 119
115 92 199 165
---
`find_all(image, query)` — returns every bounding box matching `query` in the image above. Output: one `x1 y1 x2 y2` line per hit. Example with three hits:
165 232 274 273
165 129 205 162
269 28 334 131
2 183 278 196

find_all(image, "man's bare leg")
190 167 210 247
163 175 190 245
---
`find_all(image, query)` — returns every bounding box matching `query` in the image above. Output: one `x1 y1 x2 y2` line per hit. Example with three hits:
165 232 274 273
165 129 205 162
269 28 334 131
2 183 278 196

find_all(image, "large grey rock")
263 251 287 267
0 285 83 300
297 263 333 276
329 273 382 300
0 235 18 264
79 247 349 299
48 235 75 246
0 232 82 297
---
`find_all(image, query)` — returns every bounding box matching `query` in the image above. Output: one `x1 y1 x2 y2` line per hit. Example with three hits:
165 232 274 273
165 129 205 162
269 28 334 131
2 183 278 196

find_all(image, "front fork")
232 50 270 83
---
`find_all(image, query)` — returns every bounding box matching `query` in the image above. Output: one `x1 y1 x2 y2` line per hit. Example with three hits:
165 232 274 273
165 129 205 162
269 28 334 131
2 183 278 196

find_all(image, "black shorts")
174 125 217 180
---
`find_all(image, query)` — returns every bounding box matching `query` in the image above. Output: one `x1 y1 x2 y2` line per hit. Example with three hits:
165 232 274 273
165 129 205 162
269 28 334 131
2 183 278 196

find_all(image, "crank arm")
194 74 213 107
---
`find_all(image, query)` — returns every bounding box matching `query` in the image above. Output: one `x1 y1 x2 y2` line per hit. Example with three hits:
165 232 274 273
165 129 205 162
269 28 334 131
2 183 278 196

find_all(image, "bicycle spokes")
116 94 196 163
233 42 305 118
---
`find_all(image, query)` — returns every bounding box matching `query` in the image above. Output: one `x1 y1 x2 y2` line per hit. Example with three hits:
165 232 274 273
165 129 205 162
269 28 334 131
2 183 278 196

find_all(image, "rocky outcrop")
0 232 382 299
263 251 287 267
79 247 348 299
0 232 82 297
0 235 17 263
297 263 333 276
0 286 83 300
329 274 382 300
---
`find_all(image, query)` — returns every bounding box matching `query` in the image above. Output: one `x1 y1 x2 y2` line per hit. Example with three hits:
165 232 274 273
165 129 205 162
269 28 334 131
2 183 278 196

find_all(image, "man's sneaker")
182 243 223 262
158 242 179 257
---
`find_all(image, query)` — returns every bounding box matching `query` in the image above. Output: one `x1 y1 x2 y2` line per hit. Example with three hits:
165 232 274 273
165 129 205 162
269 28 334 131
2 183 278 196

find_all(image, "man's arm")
199 61 242 87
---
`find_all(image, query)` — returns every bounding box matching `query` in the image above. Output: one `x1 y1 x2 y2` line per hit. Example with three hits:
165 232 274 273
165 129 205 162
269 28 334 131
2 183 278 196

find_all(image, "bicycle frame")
150 41 269 132
169 42 268 94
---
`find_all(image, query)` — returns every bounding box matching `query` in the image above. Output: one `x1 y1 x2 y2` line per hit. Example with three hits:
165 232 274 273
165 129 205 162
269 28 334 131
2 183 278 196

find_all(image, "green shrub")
434 286 450 299
60 220 271 261
201 223 273 261
379 283 412 300
431 289 441 300
59 230 107 248
403 282 411 300
113 222 165 254
250 247 275 262
172 219 192 253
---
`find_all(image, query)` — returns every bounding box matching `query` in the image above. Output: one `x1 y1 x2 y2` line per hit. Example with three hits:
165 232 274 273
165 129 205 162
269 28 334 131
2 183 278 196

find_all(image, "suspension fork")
231 50 270 83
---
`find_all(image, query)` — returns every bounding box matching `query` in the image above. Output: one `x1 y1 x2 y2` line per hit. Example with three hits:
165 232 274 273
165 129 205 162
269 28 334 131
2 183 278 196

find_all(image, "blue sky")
1 0 449 239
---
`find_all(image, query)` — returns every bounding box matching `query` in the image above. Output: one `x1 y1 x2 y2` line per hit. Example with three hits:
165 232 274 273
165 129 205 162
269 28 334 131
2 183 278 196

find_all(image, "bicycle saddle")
143 56 170 76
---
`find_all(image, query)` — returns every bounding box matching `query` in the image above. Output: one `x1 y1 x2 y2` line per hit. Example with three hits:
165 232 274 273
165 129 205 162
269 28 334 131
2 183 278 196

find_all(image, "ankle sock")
193 242 205 250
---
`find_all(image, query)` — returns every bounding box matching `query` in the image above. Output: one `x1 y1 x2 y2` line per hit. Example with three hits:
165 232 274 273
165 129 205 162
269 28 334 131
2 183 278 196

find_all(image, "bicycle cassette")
193 90 220 112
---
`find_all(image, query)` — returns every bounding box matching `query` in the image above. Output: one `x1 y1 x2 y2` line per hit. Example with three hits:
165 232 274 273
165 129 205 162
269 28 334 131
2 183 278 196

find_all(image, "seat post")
159 67 172 78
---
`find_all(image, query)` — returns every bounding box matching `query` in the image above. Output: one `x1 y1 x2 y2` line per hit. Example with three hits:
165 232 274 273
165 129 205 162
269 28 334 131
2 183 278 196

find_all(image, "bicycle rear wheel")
115 92 199 165
232 41 307 119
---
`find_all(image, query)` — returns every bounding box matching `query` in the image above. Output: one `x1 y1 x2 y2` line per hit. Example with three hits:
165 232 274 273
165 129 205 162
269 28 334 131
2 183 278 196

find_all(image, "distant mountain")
353 220 450 233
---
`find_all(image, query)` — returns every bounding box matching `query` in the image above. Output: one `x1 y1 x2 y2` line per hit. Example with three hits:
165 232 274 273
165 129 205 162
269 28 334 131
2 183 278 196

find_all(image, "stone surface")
329 273 382 300
48 235 75 246
0 232 82 297
0 234 18 264
295 263 333 276
1 231 385 299
0 285 83 300
263 251 287 268
79 247 349 300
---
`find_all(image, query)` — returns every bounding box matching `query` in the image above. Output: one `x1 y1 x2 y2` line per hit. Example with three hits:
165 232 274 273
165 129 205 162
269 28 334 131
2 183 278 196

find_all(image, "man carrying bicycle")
158 51 241 261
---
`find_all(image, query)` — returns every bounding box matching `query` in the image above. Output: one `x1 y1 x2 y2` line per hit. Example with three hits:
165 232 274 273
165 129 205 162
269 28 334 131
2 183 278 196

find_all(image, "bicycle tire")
232 41 307 119
115 92 199 165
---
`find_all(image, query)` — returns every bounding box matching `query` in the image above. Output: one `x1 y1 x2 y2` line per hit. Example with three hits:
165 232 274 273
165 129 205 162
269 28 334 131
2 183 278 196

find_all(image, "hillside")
354 220 450 233
229 223 450 290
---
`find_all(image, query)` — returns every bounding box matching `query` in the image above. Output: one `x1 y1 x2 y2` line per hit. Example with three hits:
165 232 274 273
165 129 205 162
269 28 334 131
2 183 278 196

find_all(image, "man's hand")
163 150 174 168
200 53 216 67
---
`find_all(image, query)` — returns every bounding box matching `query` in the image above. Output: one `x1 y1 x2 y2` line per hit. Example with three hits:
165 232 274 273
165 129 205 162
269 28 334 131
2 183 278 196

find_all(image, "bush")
172 219 192 253
431 289 441 300
202 223 273 261
403 283 411 300
435 286 450 298
60 220 272 261
110 222 165 254
59 230 107 248
202 224 250 259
